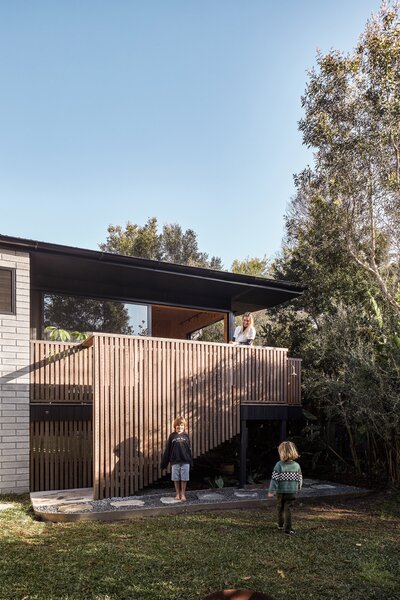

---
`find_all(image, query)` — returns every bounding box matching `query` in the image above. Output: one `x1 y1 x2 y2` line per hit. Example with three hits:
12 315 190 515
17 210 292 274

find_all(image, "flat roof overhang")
0 234 304 313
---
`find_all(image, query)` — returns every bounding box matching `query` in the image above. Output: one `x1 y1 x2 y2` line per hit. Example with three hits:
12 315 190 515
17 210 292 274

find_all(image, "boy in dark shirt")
161 416 193 501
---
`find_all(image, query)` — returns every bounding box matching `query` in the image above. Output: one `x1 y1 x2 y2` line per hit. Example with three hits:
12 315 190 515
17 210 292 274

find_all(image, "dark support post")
228 311 235 342
147 305 152 336
280 419 287 442
240 419 248 487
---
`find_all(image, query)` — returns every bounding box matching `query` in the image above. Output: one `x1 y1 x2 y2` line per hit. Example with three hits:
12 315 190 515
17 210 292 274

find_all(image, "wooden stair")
92 334 243 499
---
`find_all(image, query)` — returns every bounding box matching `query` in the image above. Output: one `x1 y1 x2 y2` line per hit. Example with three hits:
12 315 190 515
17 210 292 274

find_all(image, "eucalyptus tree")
264 2 400 483
299 2 400 314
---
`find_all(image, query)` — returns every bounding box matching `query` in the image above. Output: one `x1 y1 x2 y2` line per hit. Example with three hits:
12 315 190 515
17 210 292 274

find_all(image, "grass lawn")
0 492 399 600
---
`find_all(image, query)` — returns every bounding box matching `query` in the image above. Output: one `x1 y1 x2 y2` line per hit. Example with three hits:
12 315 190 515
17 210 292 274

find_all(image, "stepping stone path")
234 491 259 499
302 479 320 487
31 480 368 519
110 500 145 508
0 503 15 511
196 492 224 501
160 497 182 504
58 503 92 514
311 484 336 490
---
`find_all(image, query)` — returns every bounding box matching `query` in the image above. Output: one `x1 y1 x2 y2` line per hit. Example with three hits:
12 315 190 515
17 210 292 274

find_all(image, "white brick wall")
0 249 30 494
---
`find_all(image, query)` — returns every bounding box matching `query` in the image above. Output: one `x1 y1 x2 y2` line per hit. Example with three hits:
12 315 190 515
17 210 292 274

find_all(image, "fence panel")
30 417 92 492
287 358 302 405
30 341 93 403
92 335 302 499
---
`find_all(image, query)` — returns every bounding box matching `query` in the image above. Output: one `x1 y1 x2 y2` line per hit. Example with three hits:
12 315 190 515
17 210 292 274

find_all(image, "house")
0 234 304 499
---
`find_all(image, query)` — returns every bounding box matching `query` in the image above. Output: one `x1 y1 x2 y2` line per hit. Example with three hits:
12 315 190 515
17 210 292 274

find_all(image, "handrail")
30 336 301 406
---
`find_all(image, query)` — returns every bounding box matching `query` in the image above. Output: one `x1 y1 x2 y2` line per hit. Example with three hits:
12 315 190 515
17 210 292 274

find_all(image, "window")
43 294 149 338
0 267 15 314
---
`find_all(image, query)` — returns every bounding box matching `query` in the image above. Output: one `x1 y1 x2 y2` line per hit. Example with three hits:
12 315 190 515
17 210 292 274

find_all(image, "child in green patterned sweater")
268 441 302 535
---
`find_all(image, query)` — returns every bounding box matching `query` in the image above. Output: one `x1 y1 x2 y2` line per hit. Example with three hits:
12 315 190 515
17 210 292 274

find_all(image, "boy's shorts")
171 463 190 481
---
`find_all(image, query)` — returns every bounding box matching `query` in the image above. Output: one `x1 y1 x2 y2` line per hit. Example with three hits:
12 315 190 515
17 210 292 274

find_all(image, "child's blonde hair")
278 441 299 462
173 416 187 429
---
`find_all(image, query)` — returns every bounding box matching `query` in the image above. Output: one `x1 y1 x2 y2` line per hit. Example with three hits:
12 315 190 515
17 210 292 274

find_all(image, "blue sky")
0 1 381 269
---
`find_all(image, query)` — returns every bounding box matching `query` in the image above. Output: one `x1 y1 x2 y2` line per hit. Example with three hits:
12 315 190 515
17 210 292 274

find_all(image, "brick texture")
0 249 30 494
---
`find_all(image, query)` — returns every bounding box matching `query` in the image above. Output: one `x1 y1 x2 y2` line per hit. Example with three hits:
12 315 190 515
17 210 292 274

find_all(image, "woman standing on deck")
231 312 256 346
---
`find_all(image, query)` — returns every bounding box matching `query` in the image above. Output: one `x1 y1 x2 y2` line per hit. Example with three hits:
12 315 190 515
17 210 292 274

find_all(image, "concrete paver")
31 479 371 523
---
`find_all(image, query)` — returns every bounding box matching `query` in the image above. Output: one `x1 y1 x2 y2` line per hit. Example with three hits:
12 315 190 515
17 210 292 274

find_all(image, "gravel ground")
35 480 369 514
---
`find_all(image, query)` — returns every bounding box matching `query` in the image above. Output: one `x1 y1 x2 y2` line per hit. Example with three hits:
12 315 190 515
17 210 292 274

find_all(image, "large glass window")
124 303 148 336
43 294 149 338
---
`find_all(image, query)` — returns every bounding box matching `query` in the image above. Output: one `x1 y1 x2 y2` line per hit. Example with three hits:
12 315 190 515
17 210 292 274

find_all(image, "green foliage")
44 295 133 336
205 475 225 488
306 304 400 477
194 320 225 343
100 217 222 269
231 256 270 278
369 291 384 330
265 2 400 485
298 2 400 315
100 217 162 259
44 326 89 342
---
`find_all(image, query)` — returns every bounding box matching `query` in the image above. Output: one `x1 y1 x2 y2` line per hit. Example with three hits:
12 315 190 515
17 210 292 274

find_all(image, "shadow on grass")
1 492 399 600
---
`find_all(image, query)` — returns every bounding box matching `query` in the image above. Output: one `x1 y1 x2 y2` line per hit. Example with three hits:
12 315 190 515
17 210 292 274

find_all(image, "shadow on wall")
109 437 144 497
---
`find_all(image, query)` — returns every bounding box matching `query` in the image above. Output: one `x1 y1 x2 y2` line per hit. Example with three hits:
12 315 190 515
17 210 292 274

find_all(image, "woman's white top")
233 325 256 345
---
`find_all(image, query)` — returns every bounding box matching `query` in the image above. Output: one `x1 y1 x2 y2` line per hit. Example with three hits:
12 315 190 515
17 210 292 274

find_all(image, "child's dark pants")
276 493 296 532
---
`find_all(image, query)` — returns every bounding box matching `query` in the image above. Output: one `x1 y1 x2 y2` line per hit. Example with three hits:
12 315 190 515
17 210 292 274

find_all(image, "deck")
30 334 302 499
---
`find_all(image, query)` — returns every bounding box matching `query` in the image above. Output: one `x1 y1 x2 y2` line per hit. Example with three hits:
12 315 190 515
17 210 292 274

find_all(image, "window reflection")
43 294 149 338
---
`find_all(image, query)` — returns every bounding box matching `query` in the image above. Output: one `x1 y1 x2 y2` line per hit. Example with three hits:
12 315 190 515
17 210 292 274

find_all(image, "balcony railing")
30 335 301 406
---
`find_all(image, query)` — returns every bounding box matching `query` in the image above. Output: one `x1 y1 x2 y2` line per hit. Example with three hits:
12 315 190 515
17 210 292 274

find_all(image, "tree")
265 2 400 484
44 295 132 335
231 256 270 278
44 218 223 338
100 217 222 269
304 303 400 482
99 217 162 260
299 2 400 315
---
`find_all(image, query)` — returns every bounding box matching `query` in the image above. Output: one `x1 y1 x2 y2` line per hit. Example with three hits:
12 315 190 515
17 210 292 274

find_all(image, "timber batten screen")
30 341 93 403
29 341 93 492
92 335 244 499
91 334 301 500
29 336 302 495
